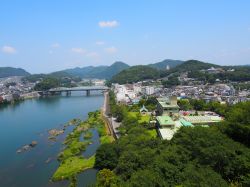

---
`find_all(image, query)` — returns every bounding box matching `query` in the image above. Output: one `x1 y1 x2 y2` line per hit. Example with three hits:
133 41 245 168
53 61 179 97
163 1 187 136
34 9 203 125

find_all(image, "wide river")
0 92 104 187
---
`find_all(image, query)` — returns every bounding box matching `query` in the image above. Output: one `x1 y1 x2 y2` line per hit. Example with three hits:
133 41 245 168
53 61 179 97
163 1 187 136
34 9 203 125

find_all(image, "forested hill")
57 59 183 79
110 60 219 84
172 60 250 82
110 65 161 84
0 67 30 78
62 61 130 79
169 60 220 73
148 59 184 70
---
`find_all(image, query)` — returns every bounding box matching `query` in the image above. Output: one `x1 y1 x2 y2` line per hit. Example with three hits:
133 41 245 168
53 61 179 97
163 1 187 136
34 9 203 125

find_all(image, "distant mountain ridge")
59 59 184 79
0 67 30 78
62 61 130 79
1 59 229 81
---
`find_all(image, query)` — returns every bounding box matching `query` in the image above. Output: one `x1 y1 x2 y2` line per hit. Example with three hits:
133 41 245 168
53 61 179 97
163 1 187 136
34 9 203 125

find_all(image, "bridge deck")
48 86 109 92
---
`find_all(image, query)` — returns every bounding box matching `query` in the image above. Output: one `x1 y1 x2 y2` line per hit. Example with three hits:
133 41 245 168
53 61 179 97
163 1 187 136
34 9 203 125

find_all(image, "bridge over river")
38 86 109 96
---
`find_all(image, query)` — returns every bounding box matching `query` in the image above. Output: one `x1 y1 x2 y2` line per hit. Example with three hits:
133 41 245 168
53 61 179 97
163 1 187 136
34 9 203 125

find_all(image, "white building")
145 86 155 95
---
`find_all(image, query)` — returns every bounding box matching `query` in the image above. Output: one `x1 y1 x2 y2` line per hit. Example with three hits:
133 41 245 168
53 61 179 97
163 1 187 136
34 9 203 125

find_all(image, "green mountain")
110 65 160 84
169 60 250 82
23 71 80 82
148 59 184 70
110 60 224 84
0 67 30 78
170 60 220 73
63 61 130 79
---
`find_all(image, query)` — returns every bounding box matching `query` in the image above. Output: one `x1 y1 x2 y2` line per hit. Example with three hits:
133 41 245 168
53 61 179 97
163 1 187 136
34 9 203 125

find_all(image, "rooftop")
183 116 222 124
156 116 175 126
180 119 193 126
157 97 179 109
158 128 175 140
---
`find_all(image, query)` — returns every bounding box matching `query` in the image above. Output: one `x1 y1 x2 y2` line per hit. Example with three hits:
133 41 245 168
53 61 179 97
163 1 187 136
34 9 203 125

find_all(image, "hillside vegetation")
169 60 220 73
110 65 161 84
148 59 184 70
63 61 130 79
94 93 250 187
0 67 30 78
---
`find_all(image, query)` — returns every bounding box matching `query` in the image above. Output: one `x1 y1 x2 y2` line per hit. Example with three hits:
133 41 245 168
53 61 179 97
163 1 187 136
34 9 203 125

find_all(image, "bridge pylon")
86 90 90 96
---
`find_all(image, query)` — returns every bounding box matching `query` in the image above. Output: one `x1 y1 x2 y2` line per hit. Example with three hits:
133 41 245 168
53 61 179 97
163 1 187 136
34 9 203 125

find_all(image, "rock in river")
30 141 38 147
16 141 38 153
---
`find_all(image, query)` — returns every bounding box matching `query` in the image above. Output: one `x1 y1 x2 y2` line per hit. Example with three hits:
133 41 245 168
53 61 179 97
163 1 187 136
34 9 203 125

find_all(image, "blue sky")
0 0 250 73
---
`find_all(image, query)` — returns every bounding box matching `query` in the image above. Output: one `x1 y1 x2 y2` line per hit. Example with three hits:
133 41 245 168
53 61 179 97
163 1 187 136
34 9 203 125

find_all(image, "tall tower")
166 65 170 70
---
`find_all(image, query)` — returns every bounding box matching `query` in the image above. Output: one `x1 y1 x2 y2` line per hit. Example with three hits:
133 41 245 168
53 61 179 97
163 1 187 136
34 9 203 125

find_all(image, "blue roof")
180 119 193 127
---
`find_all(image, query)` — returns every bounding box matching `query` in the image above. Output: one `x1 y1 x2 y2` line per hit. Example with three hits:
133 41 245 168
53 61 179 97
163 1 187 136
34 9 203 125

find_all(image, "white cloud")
71 48 86 54
99 20 119 28
95 41 105 45
51 43 60 48
2 46 17 54
105 46 117 54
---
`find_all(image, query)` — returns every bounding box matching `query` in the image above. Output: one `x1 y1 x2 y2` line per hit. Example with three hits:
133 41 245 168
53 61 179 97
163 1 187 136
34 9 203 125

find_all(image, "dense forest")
110 65 161 84
94 92 250 186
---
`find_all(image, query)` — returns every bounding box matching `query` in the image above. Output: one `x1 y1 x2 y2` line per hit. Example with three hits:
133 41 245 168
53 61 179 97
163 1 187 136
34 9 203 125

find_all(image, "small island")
51 110 114 186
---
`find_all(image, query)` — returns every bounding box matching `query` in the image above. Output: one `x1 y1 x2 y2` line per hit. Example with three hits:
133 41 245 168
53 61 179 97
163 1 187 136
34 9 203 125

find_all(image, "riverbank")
52 109 114 186
0 91 40 108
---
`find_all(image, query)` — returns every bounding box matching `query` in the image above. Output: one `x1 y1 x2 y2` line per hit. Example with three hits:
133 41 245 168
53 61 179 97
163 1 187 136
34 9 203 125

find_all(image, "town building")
156 96 180 116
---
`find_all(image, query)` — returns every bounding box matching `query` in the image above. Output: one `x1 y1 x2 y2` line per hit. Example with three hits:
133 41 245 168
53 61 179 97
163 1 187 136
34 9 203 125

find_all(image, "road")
101 91 120 139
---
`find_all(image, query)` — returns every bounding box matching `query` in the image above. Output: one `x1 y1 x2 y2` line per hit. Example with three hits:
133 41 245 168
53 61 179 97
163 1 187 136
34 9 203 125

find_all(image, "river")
0 92 104 187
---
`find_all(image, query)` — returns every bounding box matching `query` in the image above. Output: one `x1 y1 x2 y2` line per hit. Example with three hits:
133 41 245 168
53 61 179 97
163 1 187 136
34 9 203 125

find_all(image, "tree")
172 126 250 182
189 99 206 111
95 143 119 170
162 76 180 88
223 101 250 147
181 165 227 187
178 99 192 110
113 105 127 122
34 77 60 91
96 169 120 187
127 169 166 187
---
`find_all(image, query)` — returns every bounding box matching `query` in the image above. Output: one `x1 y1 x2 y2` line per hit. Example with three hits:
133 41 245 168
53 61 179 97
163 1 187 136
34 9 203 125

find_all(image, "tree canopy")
95 93 250 186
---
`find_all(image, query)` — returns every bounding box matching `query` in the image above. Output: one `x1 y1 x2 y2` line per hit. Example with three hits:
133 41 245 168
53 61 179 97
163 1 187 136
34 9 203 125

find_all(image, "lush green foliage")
221 102 250 147
24 71 81 91
187 67 250 83
188 99 229 116
162 75 180 87
63 61 130 79
95 96 250 186
52 156 95 181
34 77 60 91
52 110 114 186
170 60 220 73
111 65 161 84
